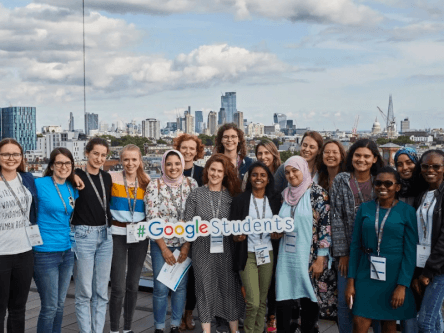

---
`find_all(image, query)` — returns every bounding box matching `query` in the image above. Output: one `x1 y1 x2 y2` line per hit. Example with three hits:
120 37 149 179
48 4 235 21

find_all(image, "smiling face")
250 166 269 192
396 154 416 180
352 147 377 173
221 128 239 153
421 153 444 187
179 139 197 163
300 136 320 164
0 143 23 174
207 161 224 187
256 145 274 168
323 142 342 168
51 154 72 182
122 150 141 177
374 172 400 201
285 165 304 187
86 144 108 171
164 154 183 180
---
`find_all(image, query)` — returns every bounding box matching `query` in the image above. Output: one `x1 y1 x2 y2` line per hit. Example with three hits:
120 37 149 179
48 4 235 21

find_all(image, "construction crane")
377 106 396 139
350 115 359 142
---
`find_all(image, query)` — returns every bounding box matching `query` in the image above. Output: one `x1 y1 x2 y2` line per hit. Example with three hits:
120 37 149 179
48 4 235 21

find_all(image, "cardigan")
230 190 282 271
19 171 37 225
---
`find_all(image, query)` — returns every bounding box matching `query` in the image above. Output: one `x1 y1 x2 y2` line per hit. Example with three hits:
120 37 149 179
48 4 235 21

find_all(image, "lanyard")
209 187 223 219
190 165 195 179
85 171 108 222
123 171 138 221
52 177 74 216
253 195 267 240
375 202 395 256
0 172 30 223
352 174 374 206
166 180 184 220
419 191 436 240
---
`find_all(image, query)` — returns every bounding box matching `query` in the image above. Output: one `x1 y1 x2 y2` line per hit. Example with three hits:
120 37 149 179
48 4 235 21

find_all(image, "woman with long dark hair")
0 138 37 333
330 138 384 333
317 140 347 193
33 148 79 333
184 154 244 333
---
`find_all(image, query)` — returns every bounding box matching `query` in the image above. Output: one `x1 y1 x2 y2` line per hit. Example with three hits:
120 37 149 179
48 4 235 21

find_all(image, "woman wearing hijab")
275 156 333 333
145 150 198 333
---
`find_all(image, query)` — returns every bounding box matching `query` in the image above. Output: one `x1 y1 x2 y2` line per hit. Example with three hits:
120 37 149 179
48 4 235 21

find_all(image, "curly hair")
255 140 281 174
203 153 241 197
215 123 247 160
173 133 205 160
316 140 347 191
0 138 26 173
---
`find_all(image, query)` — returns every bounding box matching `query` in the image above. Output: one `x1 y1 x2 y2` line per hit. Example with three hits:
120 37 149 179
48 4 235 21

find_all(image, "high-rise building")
142 118 161 140
400 117 410 134
185 113 195 134
218 108 227 125
1 106 37 151
69 112 74 131
208 111 217 135
273 113 287 130
195 111 204 134
166 122 177 132
84 112 98 136
286 120 294 129
221 92 236 123
99 120 108 132
233 111 244 130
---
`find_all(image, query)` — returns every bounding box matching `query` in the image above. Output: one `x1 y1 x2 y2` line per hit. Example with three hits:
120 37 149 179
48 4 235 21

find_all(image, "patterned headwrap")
394 147 418 165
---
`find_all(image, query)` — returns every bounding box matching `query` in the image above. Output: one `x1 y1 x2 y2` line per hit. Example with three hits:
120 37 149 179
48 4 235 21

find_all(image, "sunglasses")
420 164 444 172
374 180 398 188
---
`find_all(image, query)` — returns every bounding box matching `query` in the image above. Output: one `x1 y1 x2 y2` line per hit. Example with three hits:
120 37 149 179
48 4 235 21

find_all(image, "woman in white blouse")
145 150 198 333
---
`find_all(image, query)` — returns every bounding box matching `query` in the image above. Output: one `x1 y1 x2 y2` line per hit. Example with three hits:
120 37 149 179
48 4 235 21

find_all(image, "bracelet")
161 248 168 254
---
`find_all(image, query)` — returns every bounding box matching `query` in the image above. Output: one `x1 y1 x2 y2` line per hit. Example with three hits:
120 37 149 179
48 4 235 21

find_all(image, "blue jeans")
337 272 381 333
151 242 189 330
33 249 74 333
72 225 113 333
418 274 444 333
401 317 418 333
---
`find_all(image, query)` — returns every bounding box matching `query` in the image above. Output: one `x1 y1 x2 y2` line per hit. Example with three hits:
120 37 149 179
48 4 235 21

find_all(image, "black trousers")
0 250 34 333
109 235 149 331
276 298 319 333
185 265 197 311
267 240 280 318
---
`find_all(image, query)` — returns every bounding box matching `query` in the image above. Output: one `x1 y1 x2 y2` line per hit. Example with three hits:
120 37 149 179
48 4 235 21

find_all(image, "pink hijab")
282 156 313 206
161 150 185 187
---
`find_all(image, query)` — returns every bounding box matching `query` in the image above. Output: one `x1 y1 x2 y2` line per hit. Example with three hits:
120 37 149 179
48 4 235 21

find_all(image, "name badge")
285 232 296 253
25 225 44 247
254 244 270 265
126 224 139 244
210 235 224 253
370 256 386 281
417 244 431 268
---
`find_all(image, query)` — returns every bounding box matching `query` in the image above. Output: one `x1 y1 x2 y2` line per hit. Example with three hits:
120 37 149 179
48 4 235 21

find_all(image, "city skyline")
0 1 443 131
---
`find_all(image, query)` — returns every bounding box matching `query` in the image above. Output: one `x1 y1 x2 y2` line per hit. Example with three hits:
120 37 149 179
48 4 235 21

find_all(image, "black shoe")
154 329 164 333
170 326 180 333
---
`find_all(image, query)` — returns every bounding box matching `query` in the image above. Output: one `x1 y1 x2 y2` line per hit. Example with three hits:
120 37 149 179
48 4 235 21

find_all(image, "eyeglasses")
420 164 444 172
374 180 398 188
0 153 22 160
54 161 72 168
323 151 340 156
222 135 238 141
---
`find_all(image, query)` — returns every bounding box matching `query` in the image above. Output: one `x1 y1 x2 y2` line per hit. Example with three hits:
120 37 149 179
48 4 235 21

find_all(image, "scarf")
161 149 185 187
282 156 313 206
394 147 419 198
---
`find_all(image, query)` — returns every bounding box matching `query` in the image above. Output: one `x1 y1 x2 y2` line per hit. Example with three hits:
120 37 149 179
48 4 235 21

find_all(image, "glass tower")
1 107 37 151
195 111 204 134
221 92 236 123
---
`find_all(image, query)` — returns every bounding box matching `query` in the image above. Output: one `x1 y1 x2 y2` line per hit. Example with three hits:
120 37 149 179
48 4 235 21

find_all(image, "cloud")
407 74 444 83
35 0 381 26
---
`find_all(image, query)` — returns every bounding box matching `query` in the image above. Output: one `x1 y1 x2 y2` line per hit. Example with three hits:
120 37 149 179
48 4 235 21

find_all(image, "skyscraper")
84 112 98 135
233 111 244 130
273 113 287 130
400 118 410 134
221 92 236 123
208 111 217 135
142 118 161 140
218 108 227 125
195 111 204 134
185 113 195 134
69 112 74 131
1 106 37 151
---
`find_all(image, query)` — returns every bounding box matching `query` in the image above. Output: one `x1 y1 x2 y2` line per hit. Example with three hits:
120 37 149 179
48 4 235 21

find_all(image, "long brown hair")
255 140 281 174
317 140 347 191
215 123 247 160
120 144 150 189
301 131 324 168
0 138 26 173
203 153 241 196
44 147 77 187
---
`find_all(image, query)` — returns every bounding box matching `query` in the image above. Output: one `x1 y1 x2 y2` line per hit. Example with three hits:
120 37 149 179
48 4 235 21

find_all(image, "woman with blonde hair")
109 144 150 333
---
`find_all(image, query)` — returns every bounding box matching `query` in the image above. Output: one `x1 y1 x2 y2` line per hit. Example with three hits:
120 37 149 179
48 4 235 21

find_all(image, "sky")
0 0 443 132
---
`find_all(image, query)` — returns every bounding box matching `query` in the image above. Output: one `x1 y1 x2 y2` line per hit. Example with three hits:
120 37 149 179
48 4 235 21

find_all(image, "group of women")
1 123 444 333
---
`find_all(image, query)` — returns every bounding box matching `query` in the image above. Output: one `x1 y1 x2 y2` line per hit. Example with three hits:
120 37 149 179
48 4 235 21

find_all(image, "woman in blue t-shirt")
33 147 79 333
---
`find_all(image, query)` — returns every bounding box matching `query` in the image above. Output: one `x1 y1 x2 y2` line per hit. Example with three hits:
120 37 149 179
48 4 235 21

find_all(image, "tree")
198 134 215 146
157 139 167 144
280 150 299 163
